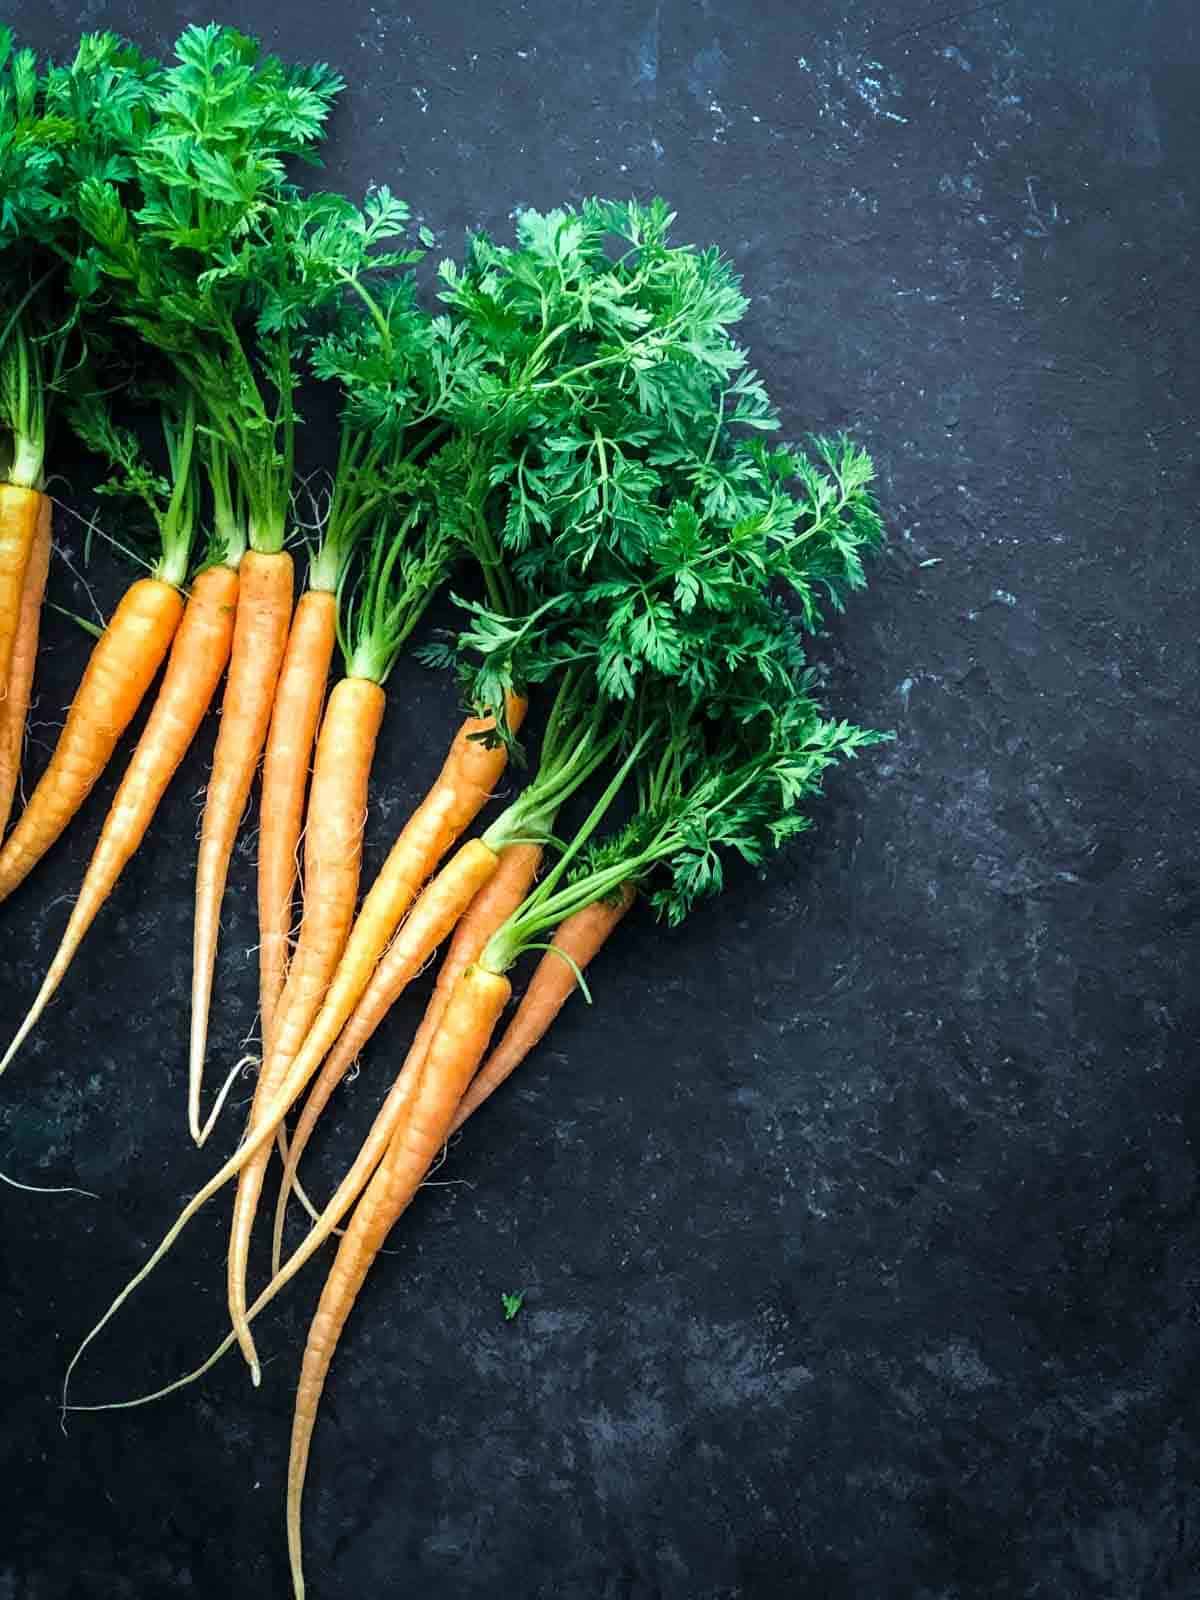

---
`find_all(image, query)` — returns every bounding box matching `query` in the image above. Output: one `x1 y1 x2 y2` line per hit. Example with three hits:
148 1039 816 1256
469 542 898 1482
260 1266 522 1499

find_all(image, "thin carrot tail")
0 802 165 1074
0 494 51 838
0 907 89 1076
451 884 635 1133
227 1129 275 1385
269 1037 359 1279
228 1022 311 1382
189 550 293 1143
286 964 511 1599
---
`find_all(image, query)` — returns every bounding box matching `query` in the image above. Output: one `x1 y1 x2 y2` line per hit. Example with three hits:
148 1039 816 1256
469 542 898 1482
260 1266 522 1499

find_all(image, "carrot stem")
189 549 294 1142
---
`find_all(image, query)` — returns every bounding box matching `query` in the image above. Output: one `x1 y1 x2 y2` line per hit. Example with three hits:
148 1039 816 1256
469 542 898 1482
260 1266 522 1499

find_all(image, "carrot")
0 576 185 905
279 719 647 1596
0 390 204 902
0 564 238 1074
69 853 536 1414
275 844 544 1267
256 588 338 1052
188 548 294 1141
0 492 50 837
255 505 447 1066
226 700 522 1380
269 838 537 1270
227 673 384 1379
245 695 525 1129
225 694 521 1369
271 684 634 1201
57 862 545 1419
287 963 512 1599
63 697 526 1403
0 483 40 702
452 883 636 1131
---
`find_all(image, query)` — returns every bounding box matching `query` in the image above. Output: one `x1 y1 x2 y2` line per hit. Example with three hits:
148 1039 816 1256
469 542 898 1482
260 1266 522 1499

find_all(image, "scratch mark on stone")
876 0 1020 49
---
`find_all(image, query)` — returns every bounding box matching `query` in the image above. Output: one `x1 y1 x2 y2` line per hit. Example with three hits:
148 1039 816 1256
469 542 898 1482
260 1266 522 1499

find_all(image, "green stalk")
340 508 451 685
481 730 658 975
308 425 389 595
203 437 246 571
337 272 394 359
466 477 515 615
480 687 632 855
155 394 199 588
0 314 45 490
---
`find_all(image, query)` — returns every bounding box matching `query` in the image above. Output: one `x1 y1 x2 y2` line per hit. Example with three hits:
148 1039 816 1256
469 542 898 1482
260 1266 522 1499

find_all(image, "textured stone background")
2 2 1199 1597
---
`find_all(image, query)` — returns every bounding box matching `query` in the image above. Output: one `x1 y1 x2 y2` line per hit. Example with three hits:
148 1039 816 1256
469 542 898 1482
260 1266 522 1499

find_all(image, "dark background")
3 1 1199 1596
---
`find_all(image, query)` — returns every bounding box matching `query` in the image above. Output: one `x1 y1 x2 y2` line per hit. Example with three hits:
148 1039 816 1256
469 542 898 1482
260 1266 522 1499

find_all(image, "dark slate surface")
3 2 1199 1596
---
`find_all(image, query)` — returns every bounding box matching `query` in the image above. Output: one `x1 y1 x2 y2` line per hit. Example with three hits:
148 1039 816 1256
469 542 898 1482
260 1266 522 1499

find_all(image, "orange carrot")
227 699 524 1379
257 589 338 1053
63 699 527 1400
0 483 40 699
323 695 528 1018
0 577 185 905
228 673 385 1379
189 549 294 1142
269 837 534 1270
237 693 526 1158
68 907 529 1417
0 493 50 837
452 883 636 1131
287 963 512 1599
393 840 544 1098
0 565 238 1074
63 859 545 1413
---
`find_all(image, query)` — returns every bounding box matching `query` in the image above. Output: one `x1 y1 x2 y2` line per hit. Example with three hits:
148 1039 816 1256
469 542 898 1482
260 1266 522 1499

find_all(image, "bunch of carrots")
0 24 891 1597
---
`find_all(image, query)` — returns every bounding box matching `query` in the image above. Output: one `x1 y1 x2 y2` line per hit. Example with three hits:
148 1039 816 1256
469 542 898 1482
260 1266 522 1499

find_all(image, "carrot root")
287 963 512 1600
258 588 338 1054
228 673 385 1382
189 549 293 1143
0 484 41 701
0 565 237 1076
0 576 184 904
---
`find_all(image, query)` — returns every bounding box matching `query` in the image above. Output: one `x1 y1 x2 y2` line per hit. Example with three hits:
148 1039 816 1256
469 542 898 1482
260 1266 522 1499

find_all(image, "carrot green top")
65 27 344 557
481 659 890 982
0 310 44 490
0 30 158 491
69 384 202 589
